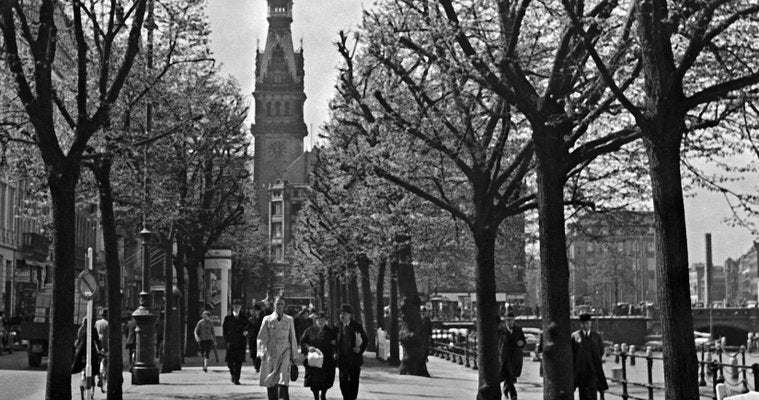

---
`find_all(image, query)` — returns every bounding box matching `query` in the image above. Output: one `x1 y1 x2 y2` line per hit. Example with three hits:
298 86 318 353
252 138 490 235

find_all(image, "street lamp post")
132 227 159 384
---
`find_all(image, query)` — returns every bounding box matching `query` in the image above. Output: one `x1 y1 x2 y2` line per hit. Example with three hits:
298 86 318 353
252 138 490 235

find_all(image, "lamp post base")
131 304 160 385
131 364 160 385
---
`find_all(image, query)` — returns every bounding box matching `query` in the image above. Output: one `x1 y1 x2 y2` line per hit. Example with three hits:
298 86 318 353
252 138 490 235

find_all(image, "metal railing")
430 330 759 400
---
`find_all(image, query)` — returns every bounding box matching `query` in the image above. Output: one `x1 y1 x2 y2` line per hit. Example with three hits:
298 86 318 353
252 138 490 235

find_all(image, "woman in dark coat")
300 312 336 400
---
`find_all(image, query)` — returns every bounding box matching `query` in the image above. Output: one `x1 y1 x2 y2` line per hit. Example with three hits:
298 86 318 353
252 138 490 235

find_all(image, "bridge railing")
430 329 759 400
603 343 759 400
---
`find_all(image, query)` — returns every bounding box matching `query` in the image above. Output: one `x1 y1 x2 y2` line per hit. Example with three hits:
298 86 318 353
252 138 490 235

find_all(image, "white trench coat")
257 312 299 387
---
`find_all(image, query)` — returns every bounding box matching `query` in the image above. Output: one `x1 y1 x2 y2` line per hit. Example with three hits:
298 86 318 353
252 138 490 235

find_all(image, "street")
0 345 740 399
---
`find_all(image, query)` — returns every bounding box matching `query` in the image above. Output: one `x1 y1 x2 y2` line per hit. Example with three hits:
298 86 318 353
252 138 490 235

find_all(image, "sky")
205 0 757 266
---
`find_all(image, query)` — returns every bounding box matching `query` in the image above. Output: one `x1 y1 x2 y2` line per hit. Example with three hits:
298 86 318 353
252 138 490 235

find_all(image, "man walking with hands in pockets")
335 304 368 400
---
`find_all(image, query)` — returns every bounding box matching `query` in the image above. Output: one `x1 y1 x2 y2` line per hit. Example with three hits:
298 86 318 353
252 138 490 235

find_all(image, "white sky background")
205 0 757 266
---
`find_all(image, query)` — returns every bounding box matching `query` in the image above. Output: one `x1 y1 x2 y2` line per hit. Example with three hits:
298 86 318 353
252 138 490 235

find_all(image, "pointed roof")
256 0 302 85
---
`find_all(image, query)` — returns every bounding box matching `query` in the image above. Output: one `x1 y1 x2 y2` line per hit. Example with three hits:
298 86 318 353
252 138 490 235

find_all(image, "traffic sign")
77 269 98 300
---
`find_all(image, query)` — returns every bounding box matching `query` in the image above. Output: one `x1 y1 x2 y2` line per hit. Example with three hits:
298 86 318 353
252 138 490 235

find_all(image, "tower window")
275 102 281 116
266 102 272 116
285 102 290 116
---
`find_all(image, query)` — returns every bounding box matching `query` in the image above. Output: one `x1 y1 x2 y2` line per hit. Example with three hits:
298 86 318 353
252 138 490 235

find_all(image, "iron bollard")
752 363 759 393
717 341 725 381
646 347 654 400
741 346 749 392
620 351 629 400
472 335 478 370
629 345 636 366
700 343 707 386
747 333 753 354
729 355 739 381
711 360 722 400
614 344 621 364
465 338 470 368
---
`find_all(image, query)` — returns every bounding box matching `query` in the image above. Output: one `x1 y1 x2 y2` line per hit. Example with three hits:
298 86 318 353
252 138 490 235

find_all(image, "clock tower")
251 0 308 221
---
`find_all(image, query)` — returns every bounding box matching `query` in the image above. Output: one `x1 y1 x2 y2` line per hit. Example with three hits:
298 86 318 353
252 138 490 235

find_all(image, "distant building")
725 257 741 306
727 242 759 306
250 0 312 297
689 262 726 305
567 211 657 311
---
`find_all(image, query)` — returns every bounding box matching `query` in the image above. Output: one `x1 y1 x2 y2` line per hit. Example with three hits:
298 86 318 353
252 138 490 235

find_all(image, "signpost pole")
85 247 94 399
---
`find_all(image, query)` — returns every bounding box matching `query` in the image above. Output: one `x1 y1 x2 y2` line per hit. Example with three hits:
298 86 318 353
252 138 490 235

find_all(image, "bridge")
435 307 759 347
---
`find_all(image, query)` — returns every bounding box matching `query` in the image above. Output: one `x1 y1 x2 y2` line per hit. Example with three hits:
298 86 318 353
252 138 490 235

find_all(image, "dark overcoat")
571 329 609 391
223 313 249 363
335 319 368 369
498 324 526 383
300 325 337 390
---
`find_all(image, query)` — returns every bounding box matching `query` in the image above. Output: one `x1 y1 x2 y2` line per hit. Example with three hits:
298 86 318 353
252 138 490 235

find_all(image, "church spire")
256 0 302 86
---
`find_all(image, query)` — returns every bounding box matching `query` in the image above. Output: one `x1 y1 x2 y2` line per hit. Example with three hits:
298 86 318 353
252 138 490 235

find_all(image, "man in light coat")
258 296 299 400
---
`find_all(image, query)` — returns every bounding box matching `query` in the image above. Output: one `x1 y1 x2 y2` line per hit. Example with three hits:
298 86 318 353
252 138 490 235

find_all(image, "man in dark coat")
223 299 249 385
248 304 264 372
420 306 433 358
335 304 368 400
572 313 609 400
498 312 526 400
123 314 137 372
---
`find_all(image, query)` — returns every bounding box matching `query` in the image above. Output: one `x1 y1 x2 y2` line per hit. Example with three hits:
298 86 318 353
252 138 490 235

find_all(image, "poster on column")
204 249 232 333
205 268 222 326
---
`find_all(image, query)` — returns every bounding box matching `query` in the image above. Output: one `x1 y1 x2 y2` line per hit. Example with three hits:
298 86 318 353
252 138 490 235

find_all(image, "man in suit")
223 299 249 385
499 312 526 400
572 313 608 400
335 304 368 400
248 304 264 372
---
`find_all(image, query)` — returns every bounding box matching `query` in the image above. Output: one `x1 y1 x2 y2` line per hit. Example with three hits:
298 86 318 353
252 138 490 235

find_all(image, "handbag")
307 347 324 368
290 364 299 381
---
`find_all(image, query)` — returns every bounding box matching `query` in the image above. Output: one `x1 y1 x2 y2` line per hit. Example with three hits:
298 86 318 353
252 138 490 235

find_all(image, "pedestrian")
300 311 336 400
124 313 137 372
248 304 264 372
498 312 526 400
155 311 165 359
94 309 109 388
72 317 101 377
258 296 299 400
335 304 368 400
420 306 433 358
295 307 314 345
223 299 249 385
194 310 216 373
572 313 608 400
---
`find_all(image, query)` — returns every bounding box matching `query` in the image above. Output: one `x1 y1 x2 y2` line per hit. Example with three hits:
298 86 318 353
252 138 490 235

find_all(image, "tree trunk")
162 232 181 372
389 258 400 367
534 127 574 400
472 226 501 400
317 272 325 313
376 257 386 331
184 251 201 357
328 267 340 326
91 157 125 399
350 271 361 324
645 134 699 399
174 235 186 362
46 171 79 400
357 254 376 352
394 234 428 377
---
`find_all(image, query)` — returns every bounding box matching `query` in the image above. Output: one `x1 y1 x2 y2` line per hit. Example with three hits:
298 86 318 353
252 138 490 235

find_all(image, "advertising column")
204 249 232 337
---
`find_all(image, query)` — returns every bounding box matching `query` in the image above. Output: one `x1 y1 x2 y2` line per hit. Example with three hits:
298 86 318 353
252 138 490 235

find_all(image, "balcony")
20 232 49 259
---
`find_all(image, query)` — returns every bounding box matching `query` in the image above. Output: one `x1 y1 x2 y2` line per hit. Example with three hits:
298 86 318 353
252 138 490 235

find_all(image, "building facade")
251 0 311 297
688 262 726 305
567 211 657 311
726 242 759 306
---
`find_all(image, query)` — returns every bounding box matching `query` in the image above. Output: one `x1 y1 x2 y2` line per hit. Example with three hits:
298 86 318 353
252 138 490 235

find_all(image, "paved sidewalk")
114 352 548 400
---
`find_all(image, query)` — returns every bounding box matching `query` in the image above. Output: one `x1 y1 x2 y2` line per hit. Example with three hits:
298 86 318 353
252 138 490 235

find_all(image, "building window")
272 202 283 216
284 102 290 116
274 245 283 261
0 183 6 230
272 223 283 238
266 102 272 116
275 102 281 116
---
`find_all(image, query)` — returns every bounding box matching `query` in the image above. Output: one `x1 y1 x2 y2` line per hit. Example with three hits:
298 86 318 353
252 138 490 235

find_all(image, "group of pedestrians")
498 312 607 400
194 297 368 400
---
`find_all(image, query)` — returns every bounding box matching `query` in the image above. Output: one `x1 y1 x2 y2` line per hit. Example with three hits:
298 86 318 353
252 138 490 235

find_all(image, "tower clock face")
267 141 285 159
